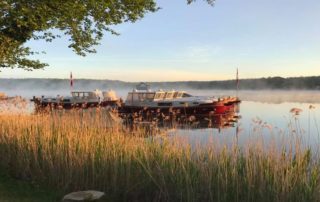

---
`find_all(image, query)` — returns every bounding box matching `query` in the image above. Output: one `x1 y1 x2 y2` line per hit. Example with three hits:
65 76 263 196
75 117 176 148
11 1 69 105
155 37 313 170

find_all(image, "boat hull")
32 98 120 112
119 102 240 117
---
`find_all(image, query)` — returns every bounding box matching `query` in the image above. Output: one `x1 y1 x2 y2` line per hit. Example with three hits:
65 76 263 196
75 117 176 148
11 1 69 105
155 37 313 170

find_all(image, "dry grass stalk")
0 111 319 201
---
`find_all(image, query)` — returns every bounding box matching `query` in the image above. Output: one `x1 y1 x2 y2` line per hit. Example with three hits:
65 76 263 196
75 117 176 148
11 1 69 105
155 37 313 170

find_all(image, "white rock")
62 190 105 201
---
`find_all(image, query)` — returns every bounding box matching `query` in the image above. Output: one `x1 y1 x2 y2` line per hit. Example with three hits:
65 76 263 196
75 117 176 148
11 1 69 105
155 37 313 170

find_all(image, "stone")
62 190 106 202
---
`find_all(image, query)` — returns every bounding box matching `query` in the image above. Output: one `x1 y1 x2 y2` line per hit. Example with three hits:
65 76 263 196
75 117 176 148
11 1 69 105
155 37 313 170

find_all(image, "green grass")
0 168 61 202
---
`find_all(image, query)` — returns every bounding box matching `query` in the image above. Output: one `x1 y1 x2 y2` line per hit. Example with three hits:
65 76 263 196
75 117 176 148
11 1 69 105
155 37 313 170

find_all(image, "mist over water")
2 85 320 104
1 78 320 103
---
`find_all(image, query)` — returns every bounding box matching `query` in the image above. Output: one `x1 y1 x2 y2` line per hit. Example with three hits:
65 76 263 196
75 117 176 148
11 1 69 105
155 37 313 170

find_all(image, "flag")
70 72 73 87
236 68 239 90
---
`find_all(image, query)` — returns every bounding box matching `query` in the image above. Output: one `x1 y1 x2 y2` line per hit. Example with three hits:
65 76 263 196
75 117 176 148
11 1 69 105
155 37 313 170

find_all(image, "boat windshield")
154 92 165 100
165 92 174 99
174 92 184 98
127 92 155 102
72 92 96 98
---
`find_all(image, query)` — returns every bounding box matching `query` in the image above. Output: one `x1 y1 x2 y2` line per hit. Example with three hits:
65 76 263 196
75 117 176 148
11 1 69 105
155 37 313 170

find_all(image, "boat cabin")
123 82 219 109
71 90 102 99
125 90 192 105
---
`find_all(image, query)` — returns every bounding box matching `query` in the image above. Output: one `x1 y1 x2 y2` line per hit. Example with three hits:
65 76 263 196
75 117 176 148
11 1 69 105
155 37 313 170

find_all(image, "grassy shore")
0 110 319 201
0 168 60 202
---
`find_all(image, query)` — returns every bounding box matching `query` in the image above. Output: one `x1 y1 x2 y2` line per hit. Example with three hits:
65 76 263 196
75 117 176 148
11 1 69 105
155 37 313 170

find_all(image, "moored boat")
119 83 241 117
32 89 120 111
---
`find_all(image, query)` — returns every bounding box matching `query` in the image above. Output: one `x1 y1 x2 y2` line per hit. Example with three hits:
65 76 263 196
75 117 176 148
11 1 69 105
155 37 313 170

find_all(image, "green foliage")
0 0 214 70
0 0 159 70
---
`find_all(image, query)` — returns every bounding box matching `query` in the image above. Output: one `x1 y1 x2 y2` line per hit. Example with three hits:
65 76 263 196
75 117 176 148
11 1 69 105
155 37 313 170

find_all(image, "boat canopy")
135 82 150 91
125 82 193 104
126 90 190 102
71 90 102 99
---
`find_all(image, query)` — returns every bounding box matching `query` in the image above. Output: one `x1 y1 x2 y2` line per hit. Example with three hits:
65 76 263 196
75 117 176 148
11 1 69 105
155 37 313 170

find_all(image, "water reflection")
121 103 241 133
2 89 320 151
169 101 320 152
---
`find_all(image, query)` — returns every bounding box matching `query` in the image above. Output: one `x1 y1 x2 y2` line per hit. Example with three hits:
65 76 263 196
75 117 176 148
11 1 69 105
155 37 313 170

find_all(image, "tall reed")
0 110 319 201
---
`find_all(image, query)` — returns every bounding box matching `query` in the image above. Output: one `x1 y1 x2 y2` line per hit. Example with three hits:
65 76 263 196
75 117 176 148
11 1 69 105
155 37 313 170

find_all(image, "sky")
1 0 320 81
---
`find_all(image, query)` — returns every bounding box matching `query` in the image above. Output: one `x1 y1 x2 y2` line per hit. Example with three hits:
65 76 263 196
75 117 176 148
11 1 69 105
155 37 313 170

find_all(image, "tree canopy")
0 0 214 70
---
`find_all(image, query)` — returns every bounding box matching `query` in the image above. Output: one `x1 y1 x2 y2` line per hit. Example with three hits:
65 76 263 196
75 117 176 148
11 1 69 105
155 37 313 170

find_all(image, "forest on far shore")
0 76 320 90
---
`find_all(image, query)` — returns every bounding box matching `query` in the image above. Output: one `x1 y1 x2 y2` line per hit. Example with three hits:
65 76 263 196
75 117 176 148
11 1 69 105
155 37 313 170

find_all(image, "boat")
32 89 120 111
119 83 241 118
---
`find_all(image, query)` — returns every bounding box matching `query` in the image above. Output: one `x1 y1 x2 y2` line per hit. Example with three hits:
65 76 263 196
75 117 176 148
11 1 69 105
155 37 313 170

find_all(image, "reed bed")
0 110 319 202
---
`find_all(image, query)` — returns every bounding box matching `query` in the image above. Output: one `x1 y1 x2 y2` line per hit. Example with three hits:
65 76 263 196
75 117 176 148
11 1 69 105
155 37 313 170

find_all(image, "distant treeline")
175 76 320 90
0 76 320 90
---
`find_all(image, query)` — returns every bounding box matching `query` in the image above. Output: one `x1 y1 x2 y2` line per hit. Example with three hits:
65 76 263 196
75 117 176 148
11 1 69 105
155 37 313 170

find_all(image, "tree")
0 0 214 70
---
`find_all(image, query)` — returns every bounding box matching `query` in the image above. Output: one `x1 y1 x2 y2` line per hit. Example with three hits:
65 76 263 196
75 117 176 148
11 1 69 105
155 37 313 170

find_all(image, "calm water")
2 89 320 149
168 90 320 150
170 101 320 151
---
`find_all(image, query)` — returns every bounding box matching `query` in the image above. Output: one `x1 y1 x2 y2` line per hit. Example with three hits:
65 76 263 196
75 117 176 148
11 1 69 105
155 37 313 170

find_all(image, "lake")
169 101 320 152
1 89 320 150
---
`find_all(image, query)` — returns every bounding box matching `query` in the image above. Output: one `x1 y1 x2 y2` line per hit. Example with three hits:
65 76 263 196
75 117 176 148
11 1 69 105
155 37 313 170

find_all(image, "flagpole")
236 68 239 98
70 72 73 93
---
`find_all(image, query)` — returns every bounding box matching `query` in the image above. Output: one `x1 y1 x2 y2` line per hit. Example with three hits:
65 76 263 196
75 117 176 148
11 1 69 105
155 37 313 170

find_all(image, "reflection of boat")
120 83 241 117
195 112 241 129
32 89 120 111
121 105 241 131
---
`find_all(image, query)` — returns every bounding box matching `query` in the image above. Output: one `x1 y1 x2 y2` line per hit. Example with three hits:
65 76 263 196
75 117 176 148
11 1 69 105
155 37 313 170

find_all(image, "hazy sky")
1 0 319 81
